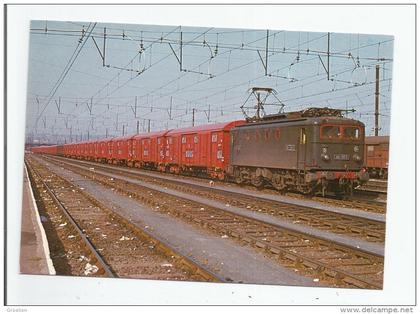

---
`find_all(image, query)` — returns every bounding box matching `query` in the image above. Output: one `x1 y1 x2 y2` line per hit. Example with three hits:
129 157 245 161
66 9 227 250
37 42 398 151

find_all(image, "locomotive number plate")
286 144 296 151
333 154 350 160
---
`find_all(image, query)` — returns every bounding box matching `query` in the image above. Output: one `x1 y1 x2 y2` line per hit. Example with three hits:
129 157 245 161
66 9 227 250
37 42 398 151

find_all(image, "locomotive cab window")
343 127 360 139
321 125 361 140
321 126 340 139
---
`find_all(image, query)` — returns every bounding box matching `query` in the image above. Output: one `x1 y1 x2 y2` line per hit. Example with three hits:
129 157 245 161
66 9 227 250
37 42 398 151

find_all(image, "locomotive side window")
321 126 340 139
343 127 360 139
300 128 307 144
182 136 186 144
211 134 218 142
194 135 199 143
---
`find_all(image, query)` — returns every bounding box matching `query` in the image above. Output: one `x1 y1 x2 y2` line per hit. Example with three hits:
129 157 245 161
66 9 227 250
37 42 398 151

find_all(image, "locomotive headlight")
353 154 362 162
354 145 360 152
321 147 330 161
321 154 330 161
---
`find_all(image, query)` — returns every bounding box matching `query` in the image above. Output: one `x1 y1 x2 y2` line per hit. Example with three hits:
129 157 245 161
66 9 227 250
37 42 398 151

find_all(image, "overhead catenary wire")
32 22 97 132
27 23 393 142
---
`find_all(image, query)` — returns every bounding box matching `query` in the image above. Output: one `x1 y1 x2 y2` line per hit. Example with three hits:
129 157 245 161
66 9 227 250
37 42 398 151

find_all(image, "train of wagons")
31 107 371 196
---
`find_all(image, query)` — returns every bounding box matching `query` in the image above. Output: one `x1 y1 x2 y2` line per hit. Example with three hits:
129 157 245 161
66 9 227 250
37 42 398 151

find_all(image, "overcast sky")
25 20 393 144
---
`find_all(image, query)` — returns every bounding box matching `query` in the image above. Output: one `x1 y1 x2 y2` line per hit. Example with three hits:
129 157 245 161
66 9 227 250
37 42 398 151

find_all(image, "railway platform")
19 166 55 275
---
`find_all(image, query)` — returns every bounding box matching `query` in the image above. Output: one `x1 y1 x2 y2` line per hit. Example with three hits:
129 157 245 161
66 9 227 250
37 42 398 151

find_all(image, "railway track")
38 155 384 289
45 155 385 244
50 155 386 214
311 195 386 214
364 179 388 189
26 156 222 282
26 162 115 277
355 180 388 195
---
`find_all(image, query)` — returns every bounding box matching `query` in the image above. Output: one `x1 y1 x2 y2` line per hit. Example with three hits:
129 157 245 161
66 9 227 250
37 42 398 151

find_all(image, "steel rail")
45 155 386 241
27 157 223 283
26 160 117 278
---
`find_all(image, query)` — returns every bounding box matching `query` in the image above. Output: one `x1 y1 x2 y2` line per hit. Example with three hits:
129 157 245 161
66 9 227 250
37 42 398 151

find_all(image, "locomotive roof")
235 116 364 129
167 120 245 135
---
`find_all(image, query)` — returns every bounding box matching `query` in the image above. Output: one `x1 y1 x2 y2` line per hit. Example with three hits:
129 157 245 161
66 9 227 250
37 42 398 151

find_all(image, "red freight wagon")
111 135 136 164
65 143 72 157
96 138 112 162
86 141 92 159
365 136 389 178
50 145 59 155
93 141 99 160
132 130 170 169
69 143 77 157
42 145 58 155
33 145 59 155
87 140 95 160
65 143 70 156
81 141 89 159
34 146 42 154
166 121 245 179
63 144 69 156
76 142 82 158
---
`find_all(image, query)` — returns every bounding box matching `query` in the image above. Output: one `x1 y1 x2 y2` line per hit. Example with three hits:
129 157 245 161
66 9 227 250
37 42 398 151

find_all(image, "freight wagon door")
181 134 195 166
297 128 307 171
193 134 200 165
180 135 188 165
210 132 222 168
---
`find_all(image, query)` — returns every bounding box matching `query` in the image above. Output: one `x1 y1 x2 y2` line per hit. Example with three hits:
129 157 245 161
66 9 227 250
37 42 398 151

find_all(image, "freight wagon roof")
111 134 137 142
365 136 390 144
133 130 171 139
76 140 95 145
33 145 57 149
167 120 245 135
97 137 117 143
